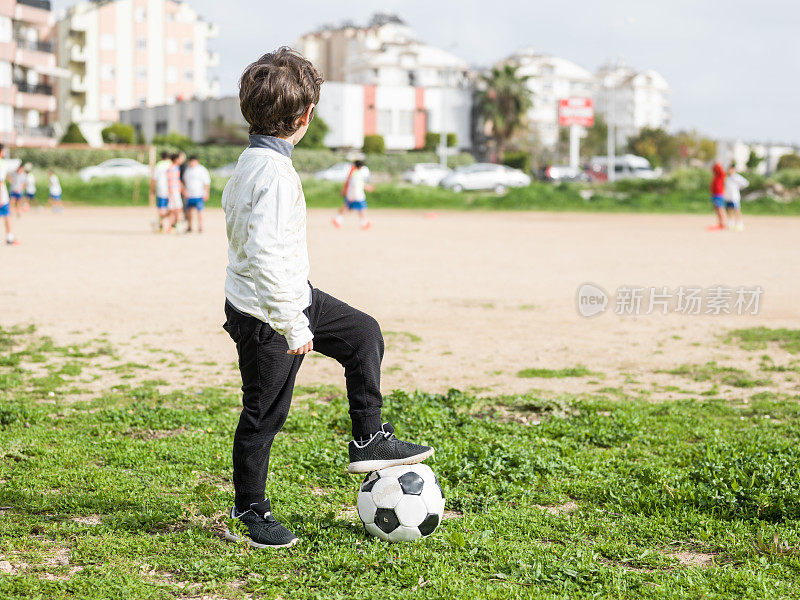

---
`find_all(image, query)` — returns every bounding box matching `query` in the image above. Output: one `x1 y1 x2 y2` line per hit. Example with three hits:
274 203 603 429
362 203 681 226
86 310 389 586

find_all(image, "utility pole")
606 74 616 182
439 78 448 168
569 124 580 170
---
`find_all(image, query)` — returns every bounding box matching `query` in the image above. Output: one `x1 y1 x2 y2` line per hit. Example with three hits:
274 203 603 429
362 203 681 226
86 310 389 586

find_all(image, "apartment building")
55 0 219 145
595 62 671 146
504 49 596 149
0 0 59 147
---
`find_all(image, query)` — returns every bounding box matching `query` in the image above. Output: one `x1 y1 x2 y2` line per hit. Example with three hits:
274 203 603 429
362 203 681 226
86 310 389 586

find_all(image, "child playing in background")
182 155 210 234
0 145 19 245
332 159 373 230
48 170 63 213
24 164 37 211
221 48 432 548
152 151 171 231
724 163 748 231
10 164 26 217
165 153 184 233
708 162 727 231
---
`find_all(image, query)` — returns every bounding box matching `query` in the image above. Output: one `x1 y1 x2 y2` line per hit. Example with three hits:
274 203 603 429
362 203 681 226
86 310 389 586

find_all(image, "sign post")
558 97 594 171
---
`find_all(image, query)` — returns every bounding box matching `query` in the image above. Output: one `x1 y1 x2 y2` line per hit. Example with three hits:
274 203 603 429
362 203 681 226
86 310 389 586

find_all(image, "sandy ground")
2 206 799 401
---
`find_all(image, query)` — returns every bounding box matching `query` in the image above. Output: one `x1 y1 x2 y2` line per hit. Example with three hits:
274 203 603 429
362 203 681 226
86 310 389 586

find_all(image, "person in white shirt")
23 164 37 211
151 151 171 231
220 48 432 549
10 164 26 217
182 156 211 233
332 160 374 230
0 145 19 245
724 164 748 232
48 170 63 213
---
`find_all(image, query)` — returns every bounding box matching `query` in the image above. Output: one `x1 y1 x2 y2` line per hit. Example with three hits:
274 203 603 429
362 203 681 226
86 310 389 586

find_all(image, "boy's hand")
287 341 313 355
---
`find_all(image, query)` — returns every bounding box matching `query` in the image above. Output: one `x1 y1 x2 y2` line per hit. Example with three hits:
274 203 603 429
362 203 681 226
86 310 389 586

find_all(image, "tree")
581 114 608 159
60 122 87 144
152 132 195 151
746 149 764 171
776 153 800 171
101 122 135 145
363 134 385 154
423 131 457 152
627 127 680 168
477 64 532 158
674 130 717 164
296 115 329 149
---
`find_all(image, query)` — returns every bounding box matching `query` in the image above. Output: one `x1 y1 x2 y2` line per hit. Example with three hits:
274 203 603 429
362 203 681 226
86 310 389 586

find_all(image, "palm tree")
477 64 532 159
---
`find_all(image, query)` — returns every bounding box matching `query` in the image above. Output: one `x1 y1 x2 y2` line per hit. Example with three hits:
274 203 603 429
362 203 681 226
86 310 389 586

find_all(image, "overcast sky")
53 0 800 144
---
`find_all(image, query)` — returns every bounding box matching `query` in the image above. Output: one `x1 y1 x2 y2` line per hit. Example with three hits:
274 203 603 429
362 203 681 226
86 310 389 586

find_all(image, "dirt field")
3 207 799 400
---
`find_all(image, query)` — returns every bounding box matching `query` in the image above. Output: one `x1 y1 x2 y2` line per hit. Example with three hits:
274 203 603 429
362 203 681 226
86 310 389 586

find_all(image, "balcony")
70 45 86 63
15 80 53 95
15 38 53 53
206 50 219 67
18 0 52 9
71 75 87 92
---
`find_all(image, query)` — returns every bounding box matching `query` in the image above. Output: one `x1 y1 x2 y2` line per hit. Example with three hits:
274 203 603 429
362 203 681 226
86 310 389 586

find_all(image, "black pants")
223 287 384 510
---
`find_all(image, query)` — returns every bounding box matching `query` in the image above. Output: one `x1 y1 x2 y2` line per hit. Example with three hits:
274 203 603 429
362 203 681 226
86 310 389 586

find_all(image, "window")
137 97 146 107
166 67 178 83
398 110 414 135
134 7 146 21
101 64 115 80
136 37 147 51
377 109 392 135
101 94 116 110
0 16 11 44
100 34 115 51
136 66 147 80
184 68 193 82
183 39 193 53
155 120 167 135
166 38 178 54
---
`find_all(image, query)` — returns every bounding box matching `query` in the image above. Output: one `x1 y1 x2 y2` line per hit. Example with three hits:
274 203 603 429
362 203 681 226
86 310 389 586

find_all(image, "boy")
10 164 26 217
182 155 210 233
48 170 63 213
152 151 171 231
332 159 373 230
24 164 37 211
724 163 748 231
221 48 433 548
0 145 19 245
708 162 726 231
165 154 184 233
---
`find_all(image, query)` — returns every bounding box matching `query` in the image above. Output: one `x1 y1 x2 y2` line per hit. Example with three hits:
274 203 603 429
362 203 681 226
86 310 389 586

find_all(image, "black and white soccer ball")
356 464 445 542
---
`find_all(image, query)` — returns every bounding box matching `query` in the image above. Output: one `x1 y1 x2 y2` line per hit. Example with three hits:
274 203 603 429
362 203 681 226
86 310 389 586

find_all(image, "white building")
595 62 670 146
717 139 799 174
120 81 473 152
503 49 596 149
55 0 219 145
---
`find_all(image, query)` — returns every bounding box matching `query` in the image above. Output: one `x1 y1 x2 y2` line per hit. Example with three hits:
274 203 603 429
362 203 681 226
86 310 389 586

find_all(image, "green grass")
663 362 772 388
32 175 800 215
3 326 800 599
727 328 800 354
517 365 599 379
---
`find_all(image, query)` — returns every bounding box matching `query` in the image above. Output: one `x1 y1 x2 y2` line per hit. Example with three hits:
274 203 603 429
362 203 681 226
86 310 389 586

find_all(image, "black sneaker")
223 499 299 549
347 422 434 474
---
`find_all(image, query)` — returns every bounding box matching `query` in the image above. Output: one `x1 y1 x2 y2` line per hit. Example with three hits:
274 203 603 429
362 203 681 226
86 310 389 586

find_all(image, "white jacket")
222 147 312 349
724 172 748 203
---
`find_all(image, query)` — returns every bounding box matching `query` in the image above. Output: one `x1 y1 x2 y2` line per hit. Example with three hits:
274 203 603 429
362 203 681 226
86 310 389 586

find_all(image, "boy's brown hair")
239 47 324 138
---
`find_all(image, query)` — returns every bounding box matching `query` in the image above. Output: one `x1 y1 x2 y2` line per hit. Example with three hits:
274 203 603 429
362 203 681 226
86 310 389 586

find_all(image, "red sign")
558 97 594 127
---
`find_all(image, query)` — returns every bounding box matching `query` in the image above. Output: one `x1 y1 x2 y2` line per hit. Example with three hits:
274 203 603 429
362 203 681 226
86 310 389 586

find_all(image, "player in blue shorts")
182 156 210 233
9 163 26 217
0 145 19 245
151 151 171 232
48 170 63 213
332 159 373 230
24 164 38 211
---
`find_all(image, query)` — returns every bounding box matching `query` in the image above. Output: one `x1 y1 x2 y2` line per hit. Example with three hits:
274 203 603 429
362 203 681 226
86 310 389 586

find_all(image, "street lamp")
605 73 616 183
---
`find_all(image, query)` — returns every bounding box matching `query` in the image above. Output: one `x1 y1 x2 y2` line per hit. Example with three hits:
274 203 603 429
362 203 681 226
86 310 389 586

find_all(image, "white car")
402 163 452 186
213 162 237 178
313 162 371 183
79 158 151 182
440 163 531 193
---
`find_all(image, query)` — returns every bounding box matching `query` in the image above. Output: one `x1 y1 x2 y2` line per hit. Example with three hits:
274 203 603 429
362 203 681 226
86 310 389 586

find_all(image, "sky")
52 0 800 144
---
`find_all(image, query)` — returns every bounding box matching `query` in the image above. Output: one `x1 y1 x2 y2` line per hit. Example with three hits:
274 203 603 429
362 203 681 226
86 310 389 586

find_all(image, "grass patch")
664 362 772 388
727 327 800 354
517 365 599 379
3 330 800 598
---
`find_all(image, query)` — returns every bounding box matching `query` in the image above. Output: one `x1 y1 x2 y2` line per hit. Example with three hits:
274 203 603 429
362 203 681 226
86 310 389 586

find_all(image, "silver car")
440 163 531 193
402 163 452 186
79 158 150 182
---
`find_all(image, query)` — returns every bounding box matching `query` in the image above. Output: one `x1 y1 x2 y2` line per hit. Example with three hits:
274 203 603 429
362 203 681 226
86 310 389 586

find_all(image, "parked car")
313 162 371 183
402 163 452 186
440 163 531 193
541 165 590 183
79 158 150 182
587 154 660 181
213 162 237 178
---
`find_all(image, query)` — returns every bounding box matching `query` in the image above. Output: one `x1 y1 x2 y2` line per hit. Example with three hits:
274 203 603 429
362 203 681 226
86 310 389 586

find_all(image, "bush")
363 134 385 154
502 151 531 173
101 123 135 145
776 153 800 171
60 122 87 144
771 169 800 189
423 132 457 152
152 132 195 151
296 116 329 149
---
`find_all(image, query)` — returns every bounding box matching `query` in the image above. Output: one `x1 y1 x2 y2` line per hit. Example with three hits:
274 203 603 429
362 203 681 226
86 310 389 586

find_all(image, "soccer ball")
356 464 445 542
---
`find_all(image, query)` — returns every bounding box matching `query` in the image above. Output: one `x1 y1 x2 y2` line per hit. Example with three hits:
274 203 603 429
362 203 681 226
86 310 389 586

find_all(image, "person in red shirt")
709 162 726 231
